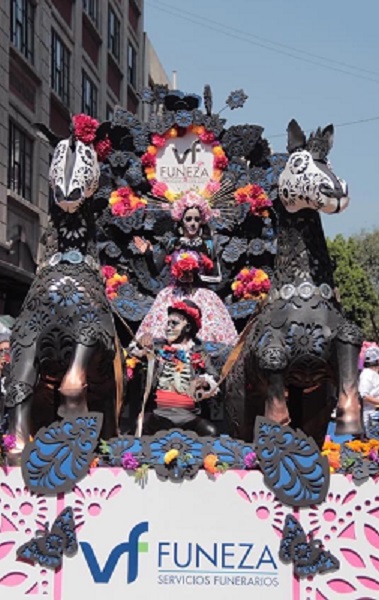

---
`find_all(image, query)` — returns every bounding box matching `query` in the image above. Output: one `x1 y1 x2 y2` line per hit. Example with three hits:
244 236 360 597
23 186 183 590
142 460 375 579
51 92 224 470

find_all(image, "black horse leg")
58 343 95 417
335 341 363 435
7 343 38 457
265 372 290 425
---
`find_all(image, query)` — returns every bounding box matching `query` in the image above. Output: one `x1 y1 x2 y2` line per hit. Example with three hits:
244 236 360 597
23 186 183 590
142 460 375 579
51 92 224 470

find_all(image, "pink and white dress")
136 285 238 345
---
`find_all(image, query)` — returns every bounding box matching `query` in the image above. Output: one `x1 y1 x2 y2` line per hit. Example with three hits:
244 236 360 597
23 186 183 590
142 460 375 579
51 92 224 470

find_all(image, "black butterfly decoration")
17 507 78 570
279 514 339 579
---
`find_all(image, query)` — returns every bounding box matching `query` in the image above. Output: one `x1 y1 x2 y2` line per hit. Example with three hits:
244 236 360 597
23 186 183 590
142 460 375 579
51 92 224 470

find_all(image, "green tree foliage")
354 229 379 294
327 234 379 341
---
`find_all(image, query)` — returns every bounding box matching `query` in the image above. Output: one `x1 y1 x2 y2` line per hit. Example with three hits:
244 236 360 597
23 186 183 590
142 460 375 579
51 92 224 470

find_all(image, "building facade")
0 0 145 316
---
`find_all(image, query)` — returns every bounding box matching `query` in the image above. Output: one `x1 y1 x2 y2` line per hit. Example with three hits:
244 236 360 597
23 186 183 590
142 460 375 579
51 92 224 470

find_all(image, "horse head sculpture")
49 137 100 213
6 118 122 459
279 119 349 214
225 119 363 446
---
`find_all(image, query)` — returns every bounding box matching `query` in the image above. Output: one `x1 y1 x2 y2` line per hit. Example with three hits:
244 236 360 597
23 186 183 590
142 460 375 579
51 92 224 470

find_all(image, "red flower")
171 255 199 280
94 136 112 161
201 254 214 273
141 152 156 167
199 129 215 144
191 352 205 370
102 265 116 279
72 114 99 144
214 155 229 170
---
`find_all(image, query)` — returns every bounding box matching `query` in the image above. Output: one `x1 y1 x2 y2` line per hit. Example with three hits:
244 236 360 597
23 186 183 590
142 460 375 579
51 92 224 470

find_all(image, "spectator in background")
0 332 10 421
359 346 379 434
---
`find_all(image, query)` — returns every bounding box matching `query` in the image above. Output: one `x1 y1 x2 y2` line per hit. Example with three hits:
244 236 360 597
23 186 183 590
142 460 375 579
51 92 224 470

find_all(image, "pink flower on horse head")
72 114 99 144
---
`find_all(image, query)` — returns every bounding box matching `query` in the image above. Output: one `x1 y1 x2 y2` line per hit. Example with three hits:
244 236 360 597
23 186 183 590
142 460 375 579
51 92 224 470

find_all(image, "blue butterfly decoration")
17 507 78 570
279 514 339 578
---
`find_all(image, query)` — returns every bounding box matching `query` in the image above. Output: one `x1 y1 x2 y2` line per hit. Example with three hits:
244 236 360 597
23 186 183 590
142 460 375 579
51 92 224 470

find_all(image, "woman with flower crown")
134 191 238 345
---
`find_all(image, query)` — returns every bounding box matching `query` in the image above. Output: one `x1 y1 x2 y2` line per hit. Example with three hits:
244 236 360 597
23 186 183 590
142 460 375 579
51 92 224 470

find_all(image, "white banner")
155 133 214 193
0 469 378 599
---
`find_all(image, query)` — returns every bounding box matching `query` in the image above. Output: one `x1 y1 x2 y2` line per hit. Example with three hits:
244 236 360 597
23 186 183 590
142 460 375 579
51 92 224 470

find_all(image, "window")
83 0 99 26
82 71 98 117
51 30 70 106
10 0 35 63
106 104 114 121
127 43 137 88
8 121 33 202
108 7 120 60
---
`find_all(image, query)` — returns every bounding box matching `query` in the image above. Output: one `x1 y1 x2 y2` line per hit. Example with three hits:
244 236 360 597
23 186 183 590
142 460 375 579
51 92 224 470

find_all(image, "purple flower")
244 451 257 469
369 449 379 464
121 452 139 471
2 434 16 452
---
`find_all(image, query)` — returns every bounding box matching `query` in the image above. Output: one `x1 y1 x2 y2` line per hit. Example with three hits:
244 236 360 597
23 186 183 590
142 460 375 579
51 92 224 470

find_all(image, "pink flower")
111 202 127 217
94 137 112 161
204 181 221 195
3 434 16 452
72 114 99 144
126 367 134 380
152 134 167 148
102 265 116 279
243 451 257 469
121 452 139 471
199 130 215 144
152 181 168 197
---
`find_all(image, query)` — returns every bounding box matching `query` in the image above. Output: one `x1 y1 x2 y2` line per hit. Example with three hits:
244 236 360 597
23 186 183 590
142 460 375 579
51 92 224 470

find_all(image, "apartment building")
0 0 145 316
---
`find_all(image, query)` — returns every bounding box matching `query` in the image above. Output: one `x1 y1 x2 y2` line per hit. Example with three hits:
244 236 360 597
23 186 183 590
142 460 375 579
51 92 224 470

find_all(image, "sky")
144 0 379 238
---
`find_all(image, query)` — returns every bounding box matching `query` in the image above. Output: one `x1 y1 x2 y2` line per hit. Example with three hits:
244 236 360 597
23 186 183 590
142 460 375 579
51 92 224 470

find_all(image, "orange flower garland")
231 267 271 300
109 186 147 217
102 265 128 300
234 184 272 217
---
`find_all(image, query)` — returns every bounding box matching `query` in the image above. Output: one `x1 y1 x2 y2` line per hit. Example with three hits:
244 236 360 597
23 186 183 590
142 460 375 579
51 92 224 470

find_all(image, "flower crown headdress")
169 301 202 331
170 191 215 224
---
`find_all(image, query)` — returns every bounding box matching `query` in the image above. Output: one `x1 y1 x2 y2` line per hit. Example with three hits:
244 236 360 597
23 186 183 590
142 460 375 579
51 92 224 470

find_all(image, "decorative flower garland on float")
101 265 128 300
234 183 272 217
231 267 271 300
108 186 147 217
141 124 228 202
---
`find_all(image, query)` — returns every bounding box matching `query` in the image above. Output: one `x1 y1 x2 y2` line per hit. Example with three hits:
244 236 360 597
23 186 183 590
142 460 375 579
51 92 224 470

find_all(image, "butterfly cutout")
17 507 78 570
279 514 340 578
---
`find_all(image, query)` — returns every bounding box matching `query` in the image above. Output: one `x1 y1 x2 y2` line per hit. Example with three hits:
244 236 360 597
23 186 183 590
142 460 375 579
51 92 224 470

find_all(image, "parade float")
0 84 378 600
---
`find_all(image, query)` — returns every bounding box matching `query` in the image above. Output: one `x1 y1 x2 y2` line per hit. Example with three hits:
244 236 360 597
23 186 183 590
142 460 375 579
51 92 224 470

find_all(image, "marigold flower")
164 449 179 465
203 453 219 474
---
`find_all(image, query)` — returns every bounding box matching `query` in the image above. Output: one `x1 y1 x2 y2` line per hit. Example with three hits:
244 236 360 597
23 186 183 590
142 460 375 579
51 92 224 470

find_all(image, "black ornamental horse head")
6 126 123 459
224 120 363 447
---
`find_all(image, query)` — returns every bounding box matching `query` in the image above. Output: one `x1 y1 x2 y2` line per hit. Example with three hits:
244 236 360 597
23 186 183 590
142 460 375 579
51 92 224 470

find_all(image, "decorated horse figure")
5 123 122 455
225 120 363 446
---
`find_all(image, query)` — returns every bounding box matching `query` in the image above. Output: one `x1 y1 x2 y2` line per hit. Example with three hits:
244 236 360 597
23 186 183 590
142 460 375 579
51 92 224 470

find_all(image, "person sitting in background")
358 346 379 434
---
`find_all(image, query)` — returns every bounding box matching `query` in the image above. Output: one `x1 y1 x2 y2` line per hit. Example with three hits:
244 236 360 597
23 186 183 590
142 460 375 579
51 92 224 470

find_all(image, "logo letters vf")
80 522 149 584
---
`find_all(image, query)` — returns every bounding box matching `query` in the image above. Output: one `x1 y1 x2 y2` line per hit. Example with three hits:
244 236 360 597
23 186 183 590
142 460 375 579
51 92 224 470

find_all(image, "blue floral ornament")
143 429 204 482
22 414 103 496
226 89 248 110
254 417 330 507
175 110 193 128
138 87 155 104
